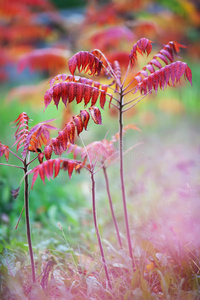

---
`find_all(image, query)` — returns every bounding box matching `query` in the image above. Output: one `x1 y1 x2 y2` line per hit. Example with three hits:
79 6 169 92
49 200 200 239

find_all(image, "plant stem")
102 166 122 249
90 171 111 289
23 159 36 283
119 90 135 269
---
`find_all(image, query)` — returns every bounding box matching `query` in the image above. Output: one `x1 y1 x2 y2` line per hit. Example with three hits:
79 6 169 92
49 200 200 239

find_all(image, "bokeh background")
0 0 199 257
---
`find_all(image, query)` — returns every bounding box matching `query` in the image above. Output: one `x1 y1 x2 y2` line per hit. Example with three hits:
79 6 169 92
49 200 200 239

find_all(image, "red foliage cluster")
136 61 192 95
18 48 68 74
68 51 103 76
0 142 9 162
129 38 153 65
30 158 82 188
44 75 112 110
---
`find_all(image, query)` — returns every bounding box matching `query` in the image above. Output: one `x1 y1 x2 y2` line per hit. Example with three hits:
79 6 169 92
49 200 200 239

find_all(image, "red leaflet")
53 83 62 108
84 85 93 106
80 110 90 130
129 38 153 65
66 122 75 144
73 115 83 136
89 107 102 125
68 51 103 76
38 152 44 164
68 82 76 103
30 158 82 188
44 81 110 110
67 143 82 159
22 120 57 157
76 83 84 104
12 112 29 152
136 61 192 95
54 159 61 178
0 142 9 162
44 145 53 160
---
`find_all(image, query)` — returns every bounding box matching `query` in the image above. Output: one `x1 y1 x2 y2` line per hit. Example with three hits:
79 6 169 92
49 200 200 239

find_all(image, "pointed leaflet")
73 115 83 136
0 142 9 162
22 120 57 158
44 145 53 160
68 51 103 76
136 61 192 95
12 112 29 152
89 107 102 125
129 38 153 65
80 110 90 130
66 122 75 144
30 159 82 188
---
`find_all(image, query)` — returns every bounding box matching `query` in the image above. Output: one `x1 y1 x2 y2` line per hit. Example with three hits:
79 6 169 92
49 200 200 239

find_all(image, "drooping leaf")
11 187 20 199
135 61 192 95
89 107 102 124
129 37 153 65
133 40 189 84
68 51 103 76
44 81 112 110
80 110 90 130
30 158 83 188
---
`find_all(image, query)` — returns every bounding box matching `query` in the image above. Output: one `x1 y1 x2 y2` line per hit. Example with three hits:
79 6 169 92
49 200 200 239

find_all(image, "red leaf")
68 51 103 76
66 122 75 144
44 145 53 160
84 85 93 106
76 83 84 104
80 110 90 130
0 142 9 162
54 159 61 178
68 82 76 103
61 82 69 106
91 88 99 106
38 152 44 164
73 115 84 136
12 112 29 153
129 38 153 65
89 107 102 124
53 83 62 109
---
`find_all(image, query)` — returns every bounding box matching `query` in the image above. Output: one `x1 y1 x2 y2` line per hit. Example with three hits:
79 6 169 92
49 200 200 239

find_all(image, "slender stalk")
90 171 111 289
102 166 122 248
23 159 36 283
119 90 135 269
0 163 23 169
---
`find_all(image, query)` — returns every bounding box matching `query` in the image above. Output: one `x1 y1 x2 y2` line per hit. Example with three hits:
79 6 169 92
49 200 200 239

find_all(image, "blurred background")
0 0 199 253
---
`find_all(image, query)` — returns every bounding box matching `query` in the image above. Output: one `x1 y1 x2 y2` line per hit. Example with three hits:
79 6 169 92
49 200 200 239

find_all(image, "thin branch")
122 93 150 113
27 154 39 166
123 78 137 93
123 93 142 107
0 162 23 169
15 205 25 229
8 149 24 162
122 60 131 87
90 171 112 288
103 166 122 248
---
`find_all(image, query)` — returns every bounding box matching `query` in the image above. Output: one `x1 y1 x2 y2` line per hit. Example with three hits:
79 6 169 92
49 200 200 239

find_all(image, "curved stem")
91 171 111 289
119 90 135 269
23 159 36 283
102 166 122 249
8 149 24 162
